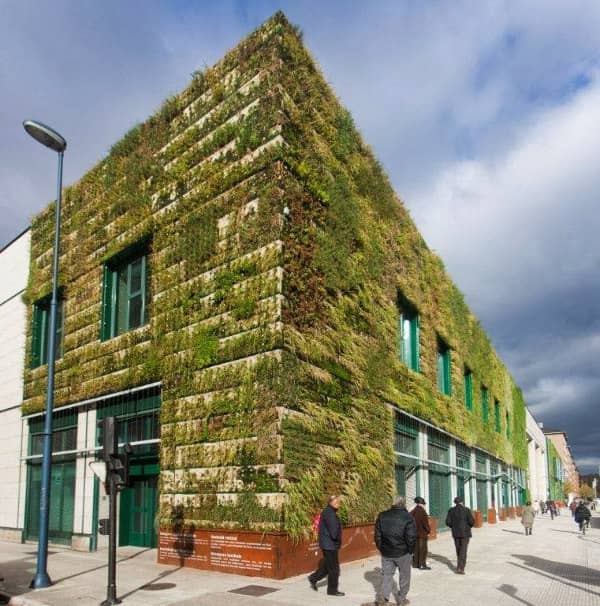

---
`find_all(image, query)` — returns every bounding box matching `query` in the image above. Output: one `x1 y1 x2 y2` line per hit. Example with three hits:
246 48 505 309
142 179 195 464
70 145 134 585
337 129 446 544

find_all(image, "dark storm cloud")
2 1 599 471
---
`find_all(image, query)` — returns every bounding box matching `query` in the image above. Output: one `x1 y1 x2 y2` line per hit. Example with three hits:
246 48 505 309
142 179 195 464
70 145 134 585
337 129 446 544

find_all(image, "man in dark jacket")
308 496 344 596
445 496 474 574
374 496 417 606
410 496 431 570
574 500 591 533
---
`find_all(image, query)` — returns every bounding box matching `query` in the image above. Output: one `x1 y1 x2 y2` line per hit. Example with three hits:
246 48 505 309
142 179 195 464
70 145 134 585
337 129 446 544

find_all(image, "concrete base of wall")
158 525 379 579
71 533 92 551
0 526 22 543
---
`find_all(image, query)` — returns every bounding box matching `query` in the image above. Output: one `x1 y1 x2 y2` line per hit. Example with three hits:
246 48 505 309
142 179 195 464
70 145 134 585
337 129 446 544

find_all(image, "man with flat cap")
410 496 431 570
445 496 474 574
308 495 344 596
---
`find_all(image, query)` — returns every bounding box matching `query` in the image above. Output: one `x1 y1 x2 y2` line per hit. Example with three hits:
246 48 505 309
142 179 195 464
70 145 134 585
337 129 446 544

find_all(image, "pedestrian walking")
445 496 474 574
539 500 546 515
532 500 540 516
374 496 417 606
521 501 535 535
308 495 344 596
410 496 431 570
574 500 591 535
546 499 555 520
569 499 578 518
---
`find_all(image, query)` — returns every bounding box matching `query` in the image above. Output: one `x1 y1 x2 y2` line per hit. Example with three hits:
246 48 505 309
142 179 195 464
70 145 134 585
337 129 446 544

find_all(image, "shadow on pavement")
501 530 525 536
510 555 600 599
428 552 454 572
363 566 398 599
498 583 534 606
118 567 180 601
52 547 153 584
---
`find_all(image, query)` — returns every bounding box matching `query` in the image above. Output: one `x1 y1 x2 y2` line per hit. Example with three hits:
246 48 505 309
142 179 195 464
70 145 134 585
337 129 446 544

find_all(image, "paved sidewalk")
1 511 599 605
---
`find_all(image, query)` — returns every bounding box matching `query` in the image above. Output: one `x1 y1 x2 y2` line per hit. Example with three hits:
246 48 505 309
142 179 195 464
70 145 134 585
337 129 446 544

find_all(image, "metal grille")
95 385 161 457
428 429 451 527
394 412 419 500
456 443 471 503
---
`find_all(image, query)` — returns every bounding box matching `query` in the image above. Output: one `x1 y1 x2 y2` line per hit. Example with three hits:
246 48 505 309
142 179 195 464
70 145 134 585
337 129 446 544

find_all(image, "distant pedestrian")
446 496 474 574
574 501 591 534
570 500 578 518
521 501 535 535
308 495 344 596
374 495 417 606
532 500 540 516
410 496 431 570
546 499 555 520
539 500 546 515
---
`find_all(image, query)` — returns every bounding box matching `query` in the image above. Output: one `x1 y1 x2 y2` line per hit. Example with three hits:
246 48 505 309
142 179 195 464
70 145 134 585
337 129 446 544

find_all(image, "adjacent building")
525 408 548 503
544 430 580 502
6 13 533 577
0 228 30 542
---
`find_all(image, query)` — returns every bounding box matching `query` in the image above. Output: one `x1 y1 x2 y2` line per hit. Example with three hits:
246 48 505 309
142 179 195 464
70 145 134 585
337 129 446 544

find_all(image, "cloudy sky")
1 1 599 474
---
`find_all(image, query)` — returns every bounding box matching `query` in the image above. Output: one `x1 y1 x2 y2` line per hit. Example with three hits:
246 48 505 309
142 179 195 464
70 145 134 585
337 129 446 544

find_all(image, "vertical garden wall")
23 12 527 542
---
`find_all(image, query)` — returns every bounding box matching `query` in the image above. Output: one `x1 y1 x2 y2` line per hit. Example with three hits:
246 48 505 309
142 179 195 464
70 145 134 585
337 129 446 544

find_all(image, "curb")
0 594 50 606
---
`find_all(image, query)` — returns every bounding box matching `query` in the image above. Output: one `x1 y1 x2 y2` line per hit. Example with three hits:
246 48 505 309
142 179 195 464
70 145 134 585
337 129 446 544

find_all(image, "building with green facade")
18 13 528 571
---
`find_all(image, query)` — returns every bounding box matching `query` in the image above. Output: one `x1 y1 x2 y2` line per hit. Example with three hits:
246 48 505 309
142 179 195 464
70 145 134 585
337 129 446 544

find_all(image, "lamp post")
23 120 67 589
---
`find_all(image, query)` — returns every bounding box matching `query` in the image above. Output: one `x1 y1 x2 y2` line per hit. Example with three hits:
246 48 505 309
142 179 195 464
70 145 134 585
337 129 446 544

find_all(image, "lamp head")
23 120 67 153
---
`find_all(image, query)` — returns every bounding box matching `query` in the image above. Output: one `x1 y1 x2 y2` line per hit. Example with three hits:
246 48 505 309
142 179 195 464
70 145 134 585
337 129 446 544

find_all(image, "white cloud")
410 75 600 315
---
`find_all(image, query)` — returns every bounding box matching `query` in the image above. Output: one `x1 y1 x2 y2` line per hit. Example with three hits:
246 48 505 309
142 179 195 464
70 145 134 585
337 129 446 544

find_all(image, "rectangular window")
464 368 473 410
437 339 451 395
481 386 489 423
398 298 419 372
31 298 64 368
102 247 148 340
494 400 501 433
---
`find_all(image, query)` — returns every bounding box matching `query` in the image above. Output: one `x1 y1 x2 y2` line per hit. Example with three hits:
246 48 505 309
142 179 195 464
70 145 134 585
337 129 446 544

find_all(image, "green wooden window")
464 368 473 410
436 339 451 395
398 305 419 372
481 386 489 423
31 298 64 368
102 250 148 340
494 400 501 433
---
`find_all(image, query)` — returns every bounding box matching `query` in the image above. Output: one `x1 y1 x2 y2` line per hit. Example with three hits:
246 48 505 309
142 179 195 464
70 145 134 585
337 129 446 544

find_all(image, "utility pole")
94 417 132 606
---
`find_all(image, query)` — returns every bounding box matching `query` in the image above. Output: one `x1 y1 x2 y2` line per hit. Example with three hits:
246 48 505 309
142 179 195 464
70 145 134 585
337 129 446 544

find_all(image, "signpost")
88 417 132 606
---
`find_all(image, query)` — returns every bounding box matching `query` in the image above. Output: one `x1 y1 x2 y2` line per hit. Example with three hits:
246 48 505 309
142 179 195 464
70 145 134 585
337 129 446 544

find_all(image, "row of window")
31 246 148 369
398 299 510 437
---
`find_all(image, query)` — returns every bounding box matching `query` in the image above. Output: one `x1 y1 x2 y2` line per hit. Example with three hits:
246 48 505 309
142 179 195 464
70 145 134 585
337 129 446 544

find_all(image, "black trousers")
309 549 340 593
413 537 428 568
453 537 470 571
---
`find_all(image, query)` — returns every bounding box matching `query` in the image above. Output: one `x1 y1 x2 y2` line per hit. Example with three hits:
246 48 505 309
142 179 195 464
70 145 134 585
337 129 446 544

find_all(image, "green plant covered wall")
23 12 528 540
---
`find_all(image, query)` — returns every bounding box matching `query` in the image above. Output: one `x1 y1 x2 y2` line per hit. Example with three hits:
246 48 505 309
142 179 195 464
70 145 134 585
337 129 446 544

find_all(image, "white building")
525 407 549 503
0 228 30 542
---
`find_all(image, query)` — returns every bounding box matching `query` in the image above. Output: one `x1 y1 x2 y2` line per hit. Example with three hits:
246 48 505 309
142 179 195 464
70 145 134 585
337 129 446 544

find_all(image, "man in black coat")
308 495 344 596
445 496 474 574
374 496 417 606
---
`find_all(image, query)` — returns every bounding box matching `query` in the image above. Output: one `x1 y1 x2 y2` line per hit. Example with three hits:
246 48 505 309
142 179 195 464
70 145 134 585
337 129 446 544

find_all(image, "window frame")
464 368 473 411
31 296 65 369
101 244 149 341
481 386 489 423
397 295 420 372
436 338 452 396
494 399 501 433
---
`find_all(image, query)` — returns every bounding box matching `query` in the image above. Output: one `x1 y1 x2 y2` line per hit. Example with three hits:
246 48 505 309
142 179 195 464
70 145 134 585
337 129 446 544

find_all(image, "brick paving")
1 510 598 605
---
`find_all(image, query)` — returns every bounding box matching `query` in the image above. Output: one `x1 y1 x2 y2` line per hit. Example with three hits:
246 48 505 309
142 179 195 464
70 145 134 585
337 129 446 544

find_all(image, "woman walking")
521 501 535 535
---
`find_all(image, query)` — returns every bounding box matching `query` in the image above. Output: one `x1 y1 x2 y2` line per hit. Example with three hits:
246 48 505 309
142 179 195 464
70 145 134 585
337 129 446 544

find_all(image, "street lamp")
23 119 67 589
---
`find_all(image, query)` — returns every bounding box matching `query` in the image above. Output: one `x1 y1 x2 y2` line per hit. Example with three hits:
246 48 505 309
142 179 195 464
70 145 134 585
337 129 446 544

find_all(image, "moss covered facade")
23 13 527 548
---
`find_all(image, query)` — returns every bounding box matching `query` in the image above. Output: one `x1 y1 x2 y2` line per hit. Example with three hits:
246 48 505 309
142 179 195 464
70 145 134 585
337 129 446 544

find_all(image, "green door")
476 480 488 521
26 460 76 545
119 473 158 548
428 471 451 529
